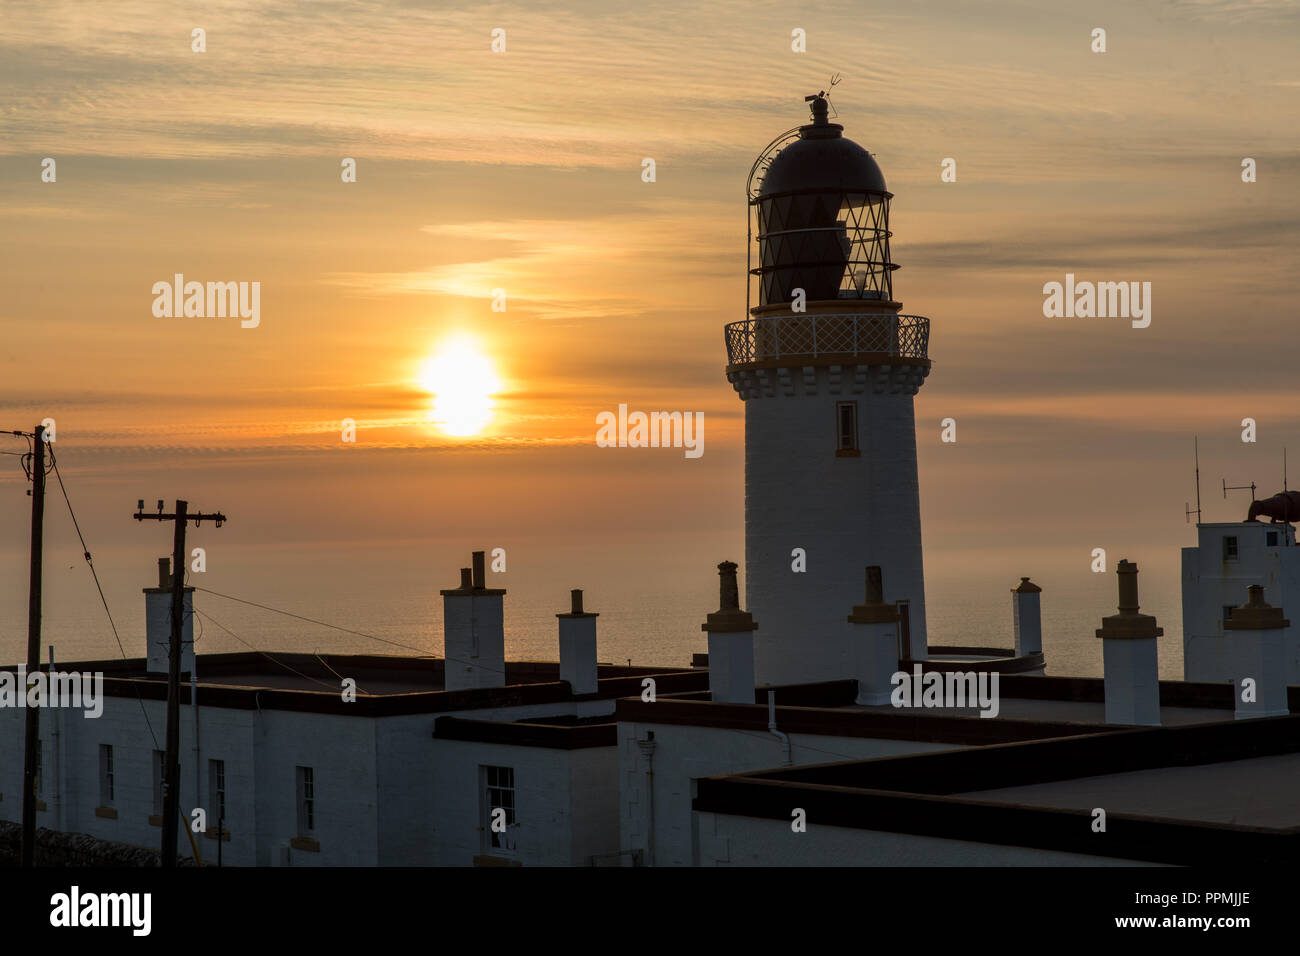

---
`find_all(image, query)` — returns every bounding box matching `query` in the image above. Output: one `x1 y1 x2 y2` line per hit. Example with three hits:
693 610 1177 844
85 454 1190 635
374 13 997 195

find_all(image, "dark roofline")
996 673 1245 710
2 652 691 682
615 697 1114 744
614 671 1256 742
693 714 1300 865
433 716 616 750
913 648 1045 673
71 665 708 717
693 775 1292 865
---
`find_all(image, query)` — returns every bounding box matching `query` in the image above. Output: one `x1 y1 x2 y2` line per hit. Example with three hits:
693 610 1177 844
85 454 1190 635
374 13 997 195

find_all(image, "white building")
0 555 705 867
1181 518 1300 684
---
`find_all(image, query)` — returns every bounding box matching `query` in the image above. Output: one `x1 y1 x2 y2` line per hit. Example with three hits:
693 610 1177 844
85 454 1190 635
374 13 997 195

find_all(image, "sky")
0 0 1298 664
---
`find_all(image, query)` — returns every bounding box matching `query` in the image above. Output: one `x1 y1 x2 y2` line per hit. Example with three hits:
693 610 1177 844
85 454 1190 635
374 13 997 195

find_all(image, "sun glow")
419 336 503 437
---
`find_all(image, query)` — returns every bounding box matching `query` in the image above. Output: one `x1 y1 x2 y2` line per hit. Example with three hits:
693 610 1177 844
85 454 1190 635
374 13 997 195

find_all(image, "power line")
192 607 341 693
47 449 160 750
192 585 509 677
192 586 431 655
313 653 360 692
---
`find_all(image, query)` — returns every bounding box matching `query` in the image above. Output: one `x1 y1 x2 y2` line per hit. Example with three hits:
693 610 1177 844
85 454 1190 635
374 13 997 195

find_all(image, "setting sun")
419 336 503 437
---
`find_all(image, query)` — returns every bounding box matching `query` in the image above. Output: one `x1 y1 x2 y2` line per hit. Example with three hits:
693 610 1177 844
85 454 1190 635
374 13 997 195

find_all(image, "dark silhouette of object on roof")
1247 490 1300 523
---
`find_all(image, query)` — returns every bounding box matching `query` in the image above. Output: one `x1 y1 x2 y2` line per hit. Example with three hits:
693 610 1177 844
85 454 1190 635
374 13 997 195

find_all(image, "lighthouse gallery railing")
724 313 930 365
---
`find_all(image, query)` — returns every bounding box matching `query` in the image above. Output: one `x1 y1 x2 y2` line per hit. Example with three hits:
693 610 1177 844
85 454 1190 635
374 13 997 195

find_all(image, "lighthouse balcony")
724 313 930 369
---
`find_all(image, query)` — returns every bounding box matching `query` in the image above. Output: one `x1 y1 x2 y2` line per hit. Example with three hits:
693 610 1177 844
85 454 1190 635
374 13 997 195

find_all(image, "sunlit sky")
1 0 1298 647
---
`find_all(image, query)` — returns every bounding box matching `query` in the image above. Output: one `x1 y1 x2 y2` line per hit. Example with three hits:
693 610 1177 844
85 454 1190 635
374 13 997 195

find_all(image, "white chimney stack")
1224 585 1290 719
702 561 757 704
440 550 506 691
1012 577 1042 657
556 589 598 695
144 557 194 675
847 566 900 706
1096 559 1161 726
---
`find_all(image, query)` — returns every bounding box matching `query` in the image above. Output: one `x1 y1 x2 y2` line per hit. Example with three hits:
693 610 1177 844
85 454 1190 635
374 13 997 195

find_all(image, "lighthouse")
726 93 932 685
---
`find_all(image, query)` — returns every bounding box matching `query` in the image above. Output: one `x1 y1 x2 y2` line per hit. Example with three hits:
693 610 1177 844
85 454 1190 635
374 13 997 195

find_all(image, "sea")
0 539 1188 681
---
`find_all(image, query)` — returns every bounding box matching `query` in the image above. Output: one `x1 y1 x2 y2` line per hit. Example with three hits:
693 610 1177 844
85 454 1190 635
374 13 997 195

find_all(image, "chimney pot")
558 589 598 694
703 561 756 703
717 561 740 611
1097 559 1161 726
1116 559 1140 612
472 551 486 590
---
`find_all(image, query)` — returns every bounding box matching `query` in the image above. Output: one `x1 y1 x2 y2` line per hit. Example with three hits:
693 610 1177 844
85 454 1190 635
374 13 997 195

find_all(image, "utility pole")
134 498 226 867
21 425 46 868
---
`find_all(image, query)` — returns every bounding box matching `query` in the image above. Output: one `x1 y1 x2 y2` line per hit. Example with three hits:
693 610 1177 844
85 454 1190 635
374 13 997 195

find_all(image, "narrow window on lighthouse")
835 401 860 456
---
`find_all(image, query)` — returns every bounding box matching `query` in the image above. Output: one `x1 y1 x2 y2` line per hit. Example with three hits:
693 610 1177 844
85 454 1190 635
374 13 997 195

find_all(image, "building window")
152 749 165 815
835 401 859 455
483 765 516 851
99 744 114 806
209 759 227 823
296 766 315 835
1223 605 1235 626
1267 530 1279 547
1223 536 1238 559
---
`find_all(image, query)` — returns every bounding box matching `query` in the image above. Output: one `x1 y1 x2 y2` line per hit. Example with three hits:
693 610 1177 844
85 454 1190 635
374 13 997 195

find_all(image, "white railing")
724 314 930 365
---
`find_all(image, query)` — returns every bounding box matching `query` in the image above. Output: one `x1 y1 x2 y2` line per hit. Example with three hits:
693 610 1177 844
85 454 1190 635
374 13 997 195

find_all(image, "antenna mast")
1223 478 1257 503
1185 436 1202 525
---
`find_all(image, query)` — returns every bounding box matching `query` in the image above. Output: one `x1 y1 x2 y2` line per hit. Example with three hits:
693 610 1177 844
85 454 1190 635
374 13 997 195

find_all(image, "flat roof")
959 752 1300 829
693 714 1300 864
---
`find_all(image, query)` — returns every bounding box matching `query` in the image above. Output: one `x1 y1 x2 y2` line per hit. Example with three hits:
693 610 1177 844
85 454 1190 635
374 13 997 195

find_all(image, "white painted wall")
1102 637 1161 726
739 363 928 685
443 592 506 691
426 738 620 866
1181 521 1300 684
617 720 957 867
0 682 621 866
145 590 194 675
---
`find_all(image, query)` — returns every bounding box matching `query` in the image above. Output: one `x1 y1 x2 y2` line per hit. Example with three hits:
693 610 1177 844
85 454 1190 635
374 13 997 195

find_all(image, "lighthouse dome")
751 95 896 306
758 105 887 198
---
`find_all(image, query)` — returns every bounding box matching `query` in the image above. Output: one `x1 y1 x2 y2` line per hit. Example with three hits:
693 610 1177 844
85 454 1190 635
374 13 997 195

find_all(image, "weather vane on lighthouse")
804 74 842 115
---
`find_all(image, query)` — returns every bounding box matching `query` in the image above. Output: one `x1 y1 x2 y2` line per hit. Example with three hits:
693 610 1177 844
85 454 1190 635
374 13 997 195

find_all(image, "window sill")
835 448 861 458
148 814 163 827
473 855 522 867
289 836 319 853
205 827 231 842
94 806 118 820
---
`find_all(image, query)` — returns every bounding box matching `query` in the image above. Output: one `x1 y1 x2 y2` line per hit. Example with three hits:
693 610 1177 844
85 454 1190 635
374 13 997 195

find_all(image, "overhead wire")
46 447 161 749
192 607 342 693
192 585 507 677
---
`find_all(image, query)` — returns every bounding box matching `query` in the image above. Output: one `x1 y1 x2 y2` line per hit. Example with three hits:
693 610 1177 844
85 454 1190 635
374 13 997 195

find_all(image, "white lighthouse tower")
726 93 932 685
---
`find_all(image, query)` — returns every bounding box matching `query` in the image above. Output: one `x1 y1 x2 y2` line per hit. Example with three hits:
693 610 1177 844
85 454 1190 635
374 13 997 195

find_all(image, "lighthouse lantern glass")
753 187 893 307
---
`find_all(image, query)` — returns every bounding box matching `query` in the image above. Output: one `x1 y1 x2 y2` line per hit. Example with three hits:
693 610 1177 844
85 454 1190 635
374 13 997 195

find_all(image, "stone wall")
0 821 195 867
